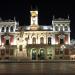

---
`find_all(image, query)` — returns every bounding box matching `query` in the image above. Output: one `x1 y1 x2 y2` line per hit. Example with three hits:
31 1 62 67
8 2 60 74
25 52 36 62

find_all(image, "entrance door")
40 49 45 60
32 49 36 60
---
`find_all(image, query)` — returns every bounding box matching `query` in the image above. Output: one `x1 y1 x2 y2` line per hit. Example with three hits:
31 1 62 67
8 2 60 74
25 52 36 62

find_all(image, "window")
50 54 52 56
6 49 9 54
10 49 14 55
48 37 51 44
64 49 69 55
55 49 59 55
32 37 36 44
65 26 68 31
10 26 13 32
60 51 63 54
5 40 10 45
60 26 63 31
32 49 36 60
55 26 58 31
60 57 63 59
1 50 5 56
40 49 45 60
6 27 9 32
40 37 44 44
19 45 22 51
60 39 64 44
1 27 4 32
58 24 60 26
17 38 19 40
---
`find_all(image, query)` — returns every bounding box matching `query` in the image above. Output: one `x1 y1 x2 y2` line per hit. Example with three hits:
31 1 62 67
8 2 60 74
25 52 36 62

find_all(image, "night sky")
0 0 75 39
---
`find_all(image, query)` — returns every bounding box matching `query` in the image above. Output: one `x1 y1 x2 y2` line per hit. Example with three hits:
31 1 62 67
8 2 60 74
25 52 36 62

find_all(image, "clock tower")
30 10 39 30
30 10 38 25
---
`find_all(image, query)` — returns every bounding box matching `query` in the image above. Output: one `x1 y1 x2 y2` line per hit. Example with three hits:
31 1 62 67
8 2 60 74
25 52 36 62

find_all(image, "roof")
17 25 53 31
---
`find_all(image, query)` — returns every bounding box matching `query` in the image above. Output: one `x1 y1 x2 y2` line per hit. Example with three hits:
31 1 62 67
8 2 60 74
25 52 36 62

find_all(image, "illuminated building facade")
0 10 71 60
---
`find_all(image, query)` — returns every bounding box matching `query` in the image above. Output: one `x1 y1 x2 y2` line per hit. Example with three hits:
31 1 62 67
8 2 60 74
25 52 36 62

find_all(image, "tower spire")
53 15 55 20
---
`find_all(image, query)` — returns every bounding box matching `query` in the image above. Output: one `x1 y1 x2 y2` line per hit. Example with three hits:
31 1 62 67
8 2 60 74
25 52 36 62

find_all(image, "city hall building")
0 10 71 60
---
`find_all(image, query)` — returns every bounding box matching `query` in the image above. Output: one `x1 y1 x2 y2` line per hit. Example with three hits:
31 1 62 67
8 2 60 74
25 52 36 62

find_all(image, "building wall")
0 10 71 60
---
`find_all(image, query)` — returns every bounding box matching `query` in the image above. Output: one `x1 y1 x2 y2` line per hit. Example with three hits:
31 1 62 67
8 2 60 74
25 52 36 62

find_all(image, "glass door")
32 49 36 60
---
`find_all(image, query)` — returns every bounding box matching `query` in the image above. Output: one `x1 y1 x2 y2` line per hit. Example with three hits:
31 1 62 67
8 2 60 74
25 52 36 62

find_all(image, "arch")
59 34 65 44
60 26 63 31
55 26 59 31
31 48 36 60
48 37 51 44
1 27 4 32
32 37 36 44
19 45 22 51
39 48 45 60
10 26 13 32
65 26 68 31
1 49 5 56
40 37 44 44
60 38 64 44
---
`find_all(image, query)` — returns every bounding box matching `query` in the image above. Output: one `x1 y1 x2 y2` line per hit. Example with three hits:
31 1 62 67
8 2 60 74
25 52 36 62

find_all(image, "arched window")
55 26 58 31
48 37 51 44
32 37 36 44
65 26 68 31
59 34 64 44
31 48 36 60
5 40 10 45
39 48 45 60
1 27 4 32
60 39 64 44
10 26 13 32
40 37 44 44
60 26 63 31
6 27 9 32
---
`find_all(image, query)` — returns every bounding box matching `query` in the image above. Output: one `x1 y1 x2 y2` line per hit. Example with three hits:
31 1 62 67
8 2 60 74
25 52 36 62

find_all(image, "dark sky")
0 0 75 39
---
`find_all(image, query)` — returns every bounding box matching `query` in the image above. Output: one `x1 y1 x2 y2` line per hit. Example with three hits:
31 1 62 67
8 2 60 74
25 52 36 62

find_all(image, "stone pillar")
63 26 65 31
4 27 6 32
13 26 15 32
68 33 70 44
9 27 10 32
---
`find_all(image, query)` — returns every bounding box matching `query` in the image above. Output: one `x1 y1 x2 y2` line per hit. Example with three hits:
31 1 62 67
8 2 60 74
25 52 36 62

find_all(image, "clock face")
32 12 37 17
